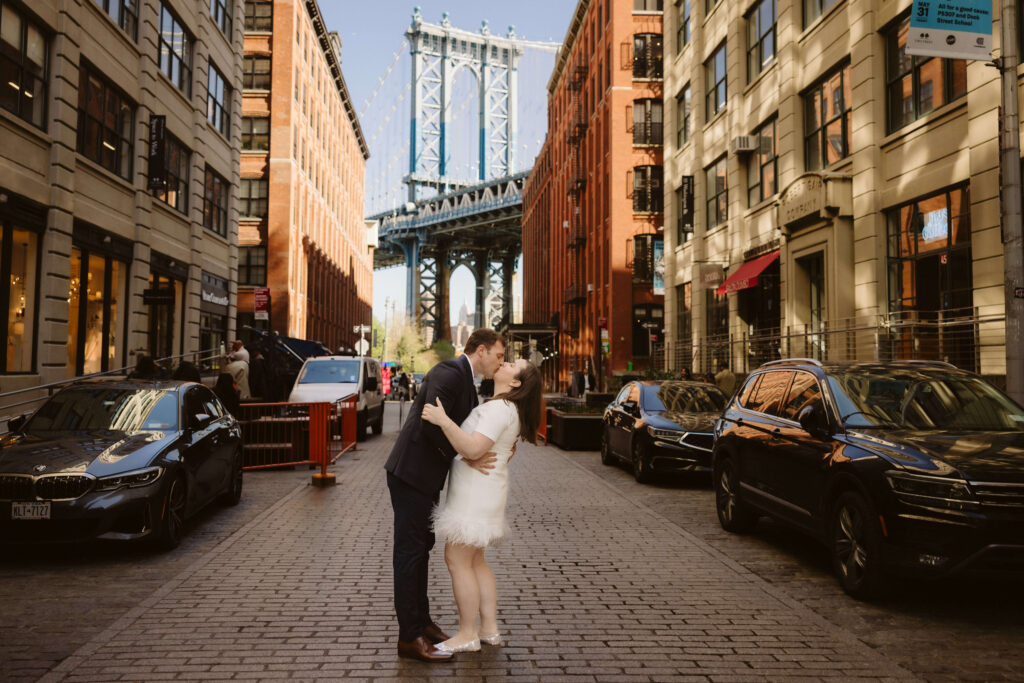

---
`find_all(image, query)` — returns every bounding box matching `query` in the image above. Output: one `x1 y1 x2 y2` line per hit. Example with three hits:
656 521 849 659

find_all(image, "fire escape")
562 62 588 339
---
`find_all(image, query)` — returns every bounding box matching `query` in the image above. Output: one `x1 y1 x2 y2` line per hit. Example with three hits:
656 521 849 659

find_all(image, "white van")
287 355 384 437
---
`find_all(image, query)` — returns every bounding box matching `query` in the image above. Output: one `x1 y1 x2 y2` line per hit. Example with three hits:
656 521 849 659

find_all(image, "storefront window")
1 225 38 372
632 304 663 357
200 311 227 367
68 244 127 377
147 273 183 361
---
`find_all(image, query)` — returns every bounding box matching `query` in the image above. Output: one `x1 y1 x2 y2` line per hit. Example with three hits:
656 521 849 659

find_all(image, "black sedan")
602 380 729 482
0 380 243 549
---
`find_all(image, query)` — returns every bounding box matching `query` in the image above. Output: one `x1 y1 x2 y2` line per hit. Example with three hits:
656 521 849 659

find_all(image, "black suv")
712 359 1024 599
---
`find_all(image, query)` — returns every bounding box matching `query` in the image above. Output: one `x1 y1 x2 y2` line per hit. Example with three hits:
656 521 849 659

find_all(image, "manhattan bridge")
364 8 560 342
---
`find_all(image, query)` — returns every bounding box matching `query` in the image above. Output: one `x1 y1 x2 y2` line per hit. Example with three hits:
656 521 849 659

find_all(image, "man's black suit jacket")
384 356 477 496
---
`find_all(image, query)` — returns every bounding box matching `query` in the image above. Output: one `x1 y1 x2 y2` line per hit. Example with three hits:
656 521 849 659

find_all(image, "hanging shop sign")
679 175 694 233
699 264 725 289
147 115 167 190
254 287 270 320
907 0 992 61
653 237 665 296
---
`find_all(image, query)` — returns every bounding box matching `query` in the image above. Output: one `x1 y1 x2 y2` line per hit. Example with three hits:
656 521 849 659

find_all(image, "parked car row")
601 360 1024 600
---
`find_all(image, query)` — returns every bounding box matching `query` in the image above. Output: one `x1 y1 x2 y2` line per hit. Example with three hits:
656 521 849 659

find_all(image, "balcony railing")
632 121 663 145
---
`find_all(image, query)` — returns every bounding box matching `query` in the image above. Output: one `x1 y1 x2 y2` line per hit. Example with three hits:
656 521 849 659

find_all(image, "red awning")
715 250 780 295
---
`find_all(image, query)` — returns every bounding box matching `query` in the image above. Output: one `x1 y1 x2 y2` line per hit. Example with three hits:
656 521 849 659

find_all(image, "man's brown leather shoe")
422 623 450 644
397 636 453 662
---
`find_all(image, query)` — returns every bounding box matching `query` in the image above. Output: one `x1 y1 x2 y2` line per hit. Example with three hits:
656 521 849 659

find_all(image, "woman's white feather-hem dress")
431 399 520 547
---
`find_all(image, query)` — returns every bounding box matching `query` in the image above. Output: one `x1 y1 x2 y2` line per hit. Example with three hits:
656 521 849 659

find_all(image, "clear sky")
318 1 576 325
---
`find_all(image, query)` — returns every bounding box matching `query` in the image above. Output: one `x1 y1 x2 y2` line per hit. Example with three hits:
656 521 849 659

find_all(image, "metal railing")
238 396 357 472
0 349 221 430
660 310 1004 378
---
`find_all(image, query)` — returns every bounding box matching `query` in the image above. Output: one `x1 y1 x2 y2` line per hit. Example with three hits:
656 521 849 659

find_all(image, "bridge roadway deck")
3 401 1021 681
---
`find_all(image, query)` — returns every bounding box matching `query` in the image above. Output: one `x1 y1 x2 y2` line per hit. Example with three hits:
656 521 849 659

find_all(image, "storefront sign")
200 272 229 311
147 115 167 191
699 264 725 289
778 174 824 228
598 317 608 329
201 289 229 307
254 287 270 320
142 287 174 305
907 0 992 61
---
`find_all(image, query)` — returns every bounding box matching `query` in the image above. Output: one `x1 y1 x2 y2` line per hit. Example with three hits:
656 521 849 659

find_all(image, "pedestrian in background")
213 373 240 416
679 367 692 381
172 361 202 382
223 340 251 400
715 363 736 396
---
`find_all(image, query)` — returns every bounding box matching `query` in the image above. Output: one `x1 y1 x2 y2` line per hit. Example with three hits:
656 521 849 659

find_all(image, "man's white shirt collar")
464 353 478 378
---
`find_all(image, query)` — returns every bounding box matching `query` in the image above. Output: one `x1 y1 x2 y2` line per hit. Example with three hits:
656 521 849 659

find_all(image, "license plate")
12 501 50 520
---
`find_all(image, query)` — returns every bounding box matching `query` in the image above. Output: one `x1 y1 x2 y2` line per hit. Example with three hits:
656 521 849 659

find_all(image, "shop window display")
2 225 38 372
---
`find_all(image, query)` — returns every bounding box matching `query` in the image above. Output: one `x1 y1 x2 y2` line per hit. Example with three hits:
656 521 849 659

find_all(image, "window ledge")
632 10 664 15
151 196 190 223
743 59 777 95
0 106 51 145
83 0 140 54
633 210 664 216
75 154 135 194
157 71 195 111
798 0 848 43
703 107 727 129
743 195 777 218
243 30 273 36
632 142 662 148
703 0 725 23
243 88 271 94
632 77 664 83
880 96 968 150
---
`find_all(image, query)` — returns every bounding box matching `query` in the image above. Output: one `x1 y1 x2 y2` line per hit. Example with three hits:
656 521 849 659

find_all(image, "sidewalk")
40 403 918 682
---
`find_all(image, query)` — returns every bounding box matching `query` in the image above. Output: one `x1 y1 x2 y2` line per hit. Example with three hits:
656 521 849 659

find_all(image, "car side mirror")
365 376 378 391
6 414 27 433
190 413 212 430
798 404 831 438
621 400 638 415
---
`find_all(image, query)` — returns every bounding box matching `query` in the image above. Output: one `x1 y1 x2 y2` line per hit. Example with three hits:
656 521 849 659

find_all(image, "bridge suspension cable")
367 81 411 148
359 37 408 118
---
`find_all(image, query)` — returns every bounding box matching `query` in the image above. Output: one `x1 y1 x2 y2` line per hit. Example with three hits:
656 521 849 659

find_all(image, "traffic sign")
355 339 369 355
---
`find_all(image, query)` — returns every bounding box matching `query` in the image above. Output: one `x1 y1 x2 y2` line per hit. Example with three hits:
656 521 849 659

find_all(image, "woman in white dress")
421 358 542 653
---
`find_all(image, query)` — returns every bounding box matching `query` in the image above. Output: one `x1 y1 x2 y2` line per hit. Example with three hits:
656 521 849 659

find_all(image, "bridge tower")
398 10 524 342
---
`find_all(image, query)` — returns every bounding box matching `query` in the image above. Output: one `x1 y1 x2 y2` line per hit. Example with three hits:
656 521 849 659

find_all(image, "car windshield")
642 383 729 413
298 360 360 384
25 387 179 433
827 371 1024 431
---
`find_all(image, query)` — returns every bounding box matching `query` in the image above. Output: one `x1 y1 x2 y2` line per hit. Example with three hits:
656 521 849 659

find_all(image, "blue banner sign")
907 0 992 61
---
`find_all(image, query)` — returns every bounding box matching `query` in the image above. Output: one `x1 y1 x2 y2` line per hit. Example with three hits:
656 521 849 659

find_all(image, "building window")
0 2 47 129
705 42 727 119
676 84 691 148
804 61 851 171
676 185 692 244
633 98 663 145
68 242 128 376
206 62 229 137
633 165 663 213
92 0 138 40
153 130 189 213
158 2 191 95
746 0 776 82
244 0 272 31
239 178 268 217
238 246 266 286
705 156 727 230
706 288 729 369
210 0 231 36
242 116 269 150
77 64 134 180
675 281 692 354
0 221 39 373
634 0 663 9
632 33 663 79
748 117 777 205
706 0 722 13
886 184 974 370
886 14 966 133
203 166 229 237
146 270 183 360
243 55 270 89
803 0 840 28
676 0 690 53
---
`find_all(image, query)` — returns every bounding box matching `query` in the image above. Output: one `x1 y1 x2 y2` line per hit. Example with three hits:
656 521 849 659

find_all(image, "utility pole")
382 296 390 363
998 0 1023 403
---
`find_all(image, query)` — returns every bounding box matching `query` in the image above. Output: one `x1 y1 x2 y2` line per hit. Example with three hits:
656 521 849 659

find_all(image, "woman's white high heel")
480 633 503 646
435 638 481 653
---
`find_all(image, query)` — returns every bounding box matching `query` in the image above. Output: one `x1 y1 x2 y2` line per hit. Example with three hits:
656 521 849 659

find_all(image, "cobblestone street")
2 402 1022 681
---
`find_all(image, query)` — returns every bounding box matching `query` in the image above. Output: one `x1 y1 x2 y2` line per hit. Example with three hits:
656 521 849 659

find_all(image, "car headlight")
95 467 164 492
647 426 681 441
884 471 979 512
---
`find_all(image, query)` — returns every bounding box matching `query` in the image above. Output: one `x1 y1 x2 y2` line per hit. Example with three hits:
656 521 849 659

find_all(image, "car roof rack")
758 358 824 368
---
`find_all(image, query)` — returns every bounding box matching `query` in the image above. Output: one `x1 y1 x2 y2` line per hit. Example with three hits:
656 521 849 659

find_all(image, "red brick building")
238 0 371 350
523 0 664 392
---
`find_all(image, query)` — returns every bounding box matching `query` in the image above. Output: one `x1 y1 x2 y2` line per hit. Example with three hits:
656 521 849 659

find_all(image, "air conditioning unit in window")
729 135 759 155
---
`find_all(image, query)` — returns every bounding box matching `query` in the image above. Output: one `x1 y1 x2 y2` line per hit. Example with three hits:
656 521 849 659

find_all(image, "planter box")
547 408 603 451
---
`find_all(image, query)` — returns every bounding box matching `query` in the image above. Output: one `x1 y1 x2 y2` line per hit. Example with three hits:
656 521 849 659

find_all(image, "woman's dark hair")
172 361 202 382
491 361 543 445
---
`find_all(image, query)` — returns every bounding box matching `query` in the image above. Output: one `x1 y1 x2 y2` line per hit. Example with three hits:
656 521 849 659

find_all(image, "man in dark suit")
385 328 506 661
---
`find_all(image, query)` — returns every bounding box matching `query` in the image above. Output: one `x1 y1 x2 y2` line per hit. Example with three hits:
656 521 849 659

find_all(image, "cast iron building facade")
661 0 1011 379
237 0 371 352
523 0 664 392
0 0 243 394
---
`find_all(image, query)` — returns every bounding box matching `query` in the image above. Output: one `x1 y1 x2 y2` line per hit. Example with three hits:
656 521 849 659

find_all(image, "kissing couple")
384 329 543 661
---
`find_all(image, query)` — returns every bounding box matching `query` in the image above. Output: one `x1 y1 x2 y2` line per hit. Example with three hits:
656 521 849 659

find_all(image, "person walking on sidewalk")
421 358 542 654
384 329 506 662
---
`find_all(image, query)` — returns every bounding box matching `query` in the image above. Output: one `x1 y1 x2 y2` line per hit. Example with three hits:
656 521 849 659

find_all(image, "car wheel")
155 474 187 551
714 457 757 533
219 449 243 507
631 438 654 484
371 409 383 435
600 428 615 466
831 491 885 600
356 410 367 441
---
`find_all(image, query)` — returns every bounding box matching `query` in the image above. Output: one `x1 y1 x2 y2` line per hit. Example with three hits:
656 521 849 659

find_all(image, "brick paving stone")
23 403 928 682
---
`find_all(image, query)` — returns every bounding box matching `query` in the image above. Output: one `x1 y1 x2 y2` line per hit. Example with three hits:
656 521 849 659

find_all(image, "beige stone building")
0 0 243 393
662 0 1010 381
